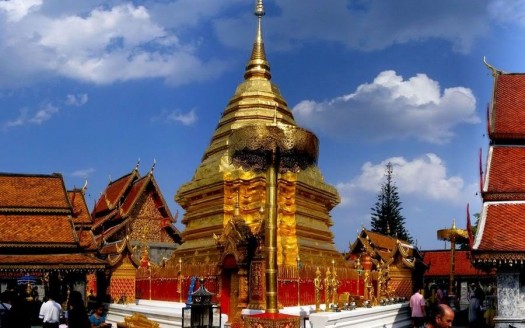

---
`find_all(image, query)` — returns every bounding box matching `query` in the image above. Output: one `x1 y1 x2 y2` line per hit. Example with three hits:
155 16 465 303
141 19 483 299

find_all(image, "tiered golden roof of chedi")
0 172 105 271
174 0 341 268
473 67 525 266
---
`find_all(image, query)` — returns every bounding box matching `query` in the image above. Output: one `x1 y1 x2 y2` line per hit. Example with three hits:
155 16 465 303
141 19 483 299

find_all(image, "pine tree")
370 162 413 243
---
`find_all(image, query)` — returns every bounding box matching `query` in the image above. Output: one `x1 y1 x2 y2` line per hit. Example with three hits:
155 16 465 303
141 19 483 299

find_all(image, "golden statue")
324 268 332 311
314 267 323 312
331 269 339 305
363 270 370 300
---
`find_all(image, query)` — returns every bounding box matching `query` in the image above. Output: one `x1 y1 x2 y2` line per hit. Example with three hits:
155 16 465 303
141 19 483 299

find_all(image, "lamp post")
297 255 301 306
149 266 152 300
178 258 183 303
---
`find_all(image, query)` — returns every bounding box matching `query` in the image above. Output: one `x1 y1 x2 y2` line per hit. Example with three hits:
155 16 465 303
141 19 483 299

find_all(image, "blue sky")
1 0 524 251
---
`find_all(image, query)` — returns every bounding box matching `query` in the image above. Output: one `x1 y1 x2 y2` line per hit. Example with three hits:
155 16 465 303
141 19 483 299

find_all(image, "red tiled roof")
484 146 525 199
0 173 70 209
364 229 411 249
77 230 97 250
94 171 137 213
474 202 525 253
0 253 106 270
68 190 92 224
120 175 149 216
422 250 489 277
491 73 525 139
0 214 77 246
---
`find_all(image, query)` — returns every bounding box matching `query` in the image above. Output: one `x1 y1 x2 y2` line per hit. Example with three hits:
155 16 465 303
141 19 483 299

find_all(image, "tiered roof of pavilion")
473 66 525 267
92 163 182 266
0 172 105 271
349 229 424 269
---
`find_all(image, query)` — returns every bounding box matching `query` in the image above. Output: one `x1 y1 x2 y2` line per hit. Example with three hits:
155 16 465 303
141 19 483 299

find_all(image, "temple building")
347 229 426 299
92 163 182 303
0 162 182 307
169 0 346 325
471 64 525 327
0 172 106 302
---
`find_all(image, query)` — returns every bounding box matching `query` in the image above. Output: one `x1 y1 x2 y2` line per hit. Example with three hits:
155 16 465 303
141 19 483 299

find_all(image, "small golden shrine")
347 229 426 301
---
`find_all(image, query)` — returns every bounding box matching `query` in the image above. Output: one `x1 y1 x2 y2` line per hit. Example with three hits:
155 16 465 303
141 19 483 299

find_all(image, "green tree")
370 162 413 243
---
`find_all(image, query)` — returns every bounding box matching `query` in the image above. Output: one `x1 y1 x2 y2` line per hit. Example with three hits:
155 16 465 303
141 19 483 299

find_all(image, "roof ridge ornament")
81 179 88 195
483 56 505 77
244 0 271 81
149 158 156 175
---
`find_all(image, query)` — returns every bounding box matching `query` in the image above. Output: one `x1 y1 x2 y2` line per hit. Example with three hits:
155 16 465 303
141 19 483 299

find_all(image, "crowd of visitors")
0 284 111 328
409 282 496 328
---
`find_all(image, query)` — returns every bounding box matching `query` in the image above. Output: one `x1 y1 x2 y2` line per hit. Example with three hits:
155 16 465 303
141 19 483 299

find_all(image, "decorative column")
494 271 522 328
238 268 249 308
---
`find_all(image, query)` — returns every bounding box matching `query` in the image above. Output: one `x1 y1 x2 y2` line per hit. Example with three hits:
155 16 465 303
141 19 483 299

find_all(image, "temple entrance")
220 255 242 328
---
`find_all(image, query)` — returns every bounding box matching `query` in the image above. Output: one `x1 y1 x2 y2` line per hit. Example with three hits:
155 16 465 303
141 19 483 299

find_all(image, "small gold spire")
244 0 271 80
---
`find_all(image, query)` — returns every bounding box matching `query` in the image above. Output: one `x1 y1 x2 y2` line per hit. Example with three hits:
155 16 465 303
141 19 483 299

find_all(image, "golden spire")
244 0 271 81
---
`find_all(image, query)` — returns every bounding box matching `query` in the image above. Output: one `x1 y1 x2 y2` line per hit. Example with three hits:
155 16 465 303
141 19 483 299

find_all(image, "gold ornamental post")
230 124 318 314
437 219 468 303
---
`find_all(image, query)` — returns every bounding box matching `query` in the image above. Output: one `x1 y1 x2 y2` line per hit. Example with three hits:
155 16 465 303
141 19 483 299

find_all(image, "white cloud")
0 2 229 87
3 103 59 129
488 0 525 27
337 154 477 208
71 168 95 178
167 109 198 126
293 70 479 144
66 93 88 106
0 0 42 22
29 103 59 124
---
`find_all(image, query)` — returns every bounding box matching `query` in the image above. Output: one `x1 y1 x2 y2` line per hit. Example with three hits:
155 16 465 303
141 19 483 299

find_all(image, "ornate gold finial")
255 0 265 17
244 0 271 80
483 56 505 77
134 158 141 172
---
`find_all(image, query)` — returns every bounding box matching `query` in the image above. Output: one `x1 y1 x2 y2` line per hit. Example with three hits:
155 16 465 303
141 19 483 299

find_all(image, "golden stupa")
172 0 344 320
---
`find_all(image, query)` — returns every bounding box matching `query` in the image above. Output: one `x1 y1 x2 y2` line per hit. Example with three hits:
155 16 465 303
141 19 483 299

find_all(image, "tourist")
67 291 90 328
39 292 62 328
426 304 455 328
436 284 446 305
468 288 483 327
409 285 426 328
89 303 111 328
0 291 13 328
